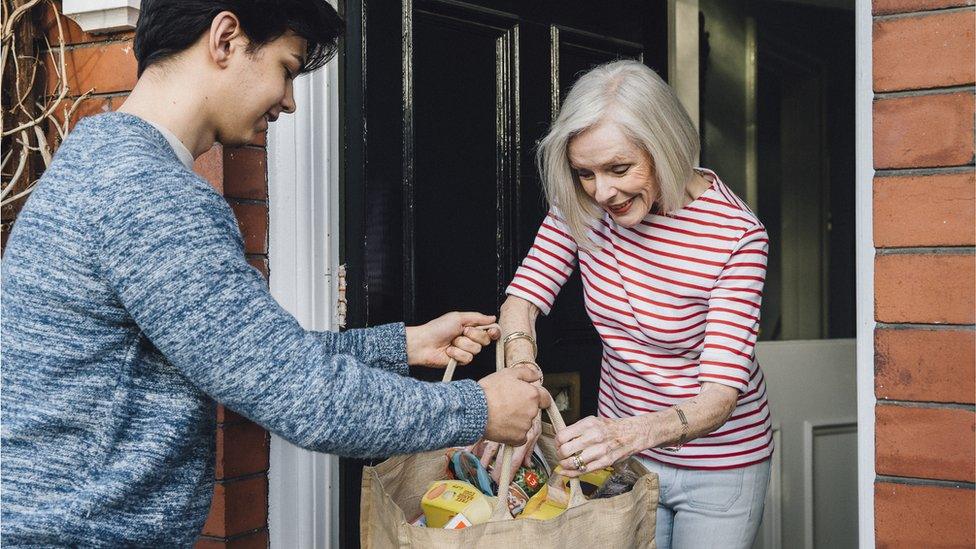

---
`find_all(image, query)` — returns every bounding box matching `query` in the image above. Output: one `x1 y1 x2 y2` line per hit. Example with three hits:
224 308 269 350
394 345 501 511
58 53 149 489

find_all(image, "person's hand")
554 415 646 478
478 365 552 446
470 413 542 483
405 312 501 367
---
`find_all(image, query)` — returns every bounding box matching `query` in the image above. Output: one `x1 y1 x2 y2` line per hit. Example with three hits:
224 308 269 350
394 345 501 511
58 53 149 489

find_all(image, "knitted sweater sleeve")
94 167 487 456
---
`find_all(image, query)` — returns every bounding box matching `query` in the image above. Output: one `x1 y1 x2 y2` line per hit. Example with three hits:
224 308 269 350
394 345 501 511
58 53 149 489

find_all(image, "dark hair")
134 0 344 77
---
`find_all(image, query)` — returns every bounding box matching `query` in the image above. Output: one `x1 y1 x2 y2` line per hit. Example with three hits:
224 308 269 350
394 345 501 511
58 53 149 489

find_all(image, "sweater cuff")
451 379 489 445
365 322 409 376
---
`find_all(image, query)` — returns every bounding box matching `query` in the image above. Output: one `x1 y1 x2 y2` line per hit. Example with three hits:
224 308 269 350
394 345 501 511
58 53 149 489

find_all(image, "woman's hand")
470 412 543 483
405 312 501 367
554 415 648 478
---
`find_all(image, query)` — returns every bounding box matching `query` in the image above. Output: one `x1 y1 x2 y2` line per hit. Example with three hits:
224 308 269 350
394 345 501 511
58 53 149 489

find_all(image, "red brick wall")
41 5 271 547
872 1 976 547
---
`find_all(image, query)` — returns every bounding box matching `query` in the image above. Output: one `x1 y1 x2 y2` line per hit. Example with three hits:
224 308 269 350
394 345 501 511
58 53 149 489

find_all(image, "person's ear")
208 11 243 69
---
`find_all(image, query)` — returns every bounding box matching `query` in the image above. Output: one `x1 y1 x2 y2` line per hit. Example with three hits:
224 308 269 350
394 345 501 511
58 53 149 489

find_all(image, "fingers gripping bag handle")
440 342 585 521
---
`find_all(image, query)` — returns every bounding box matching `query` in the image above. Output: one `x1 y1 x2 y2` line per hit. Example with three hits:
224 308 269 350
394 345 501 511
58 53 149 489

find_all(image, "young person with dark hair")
0 1 549 545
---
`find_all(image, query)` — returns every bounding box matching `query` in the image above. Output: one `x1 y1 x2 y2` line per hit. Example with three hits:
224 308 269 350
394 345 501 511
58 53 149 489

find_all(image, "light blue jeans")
636 457 771 549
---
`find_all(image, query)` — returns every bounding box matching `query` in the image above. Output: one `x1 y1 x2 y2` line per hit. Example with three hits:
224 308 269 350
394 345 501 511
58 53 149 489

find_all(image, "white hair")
537 59 700 249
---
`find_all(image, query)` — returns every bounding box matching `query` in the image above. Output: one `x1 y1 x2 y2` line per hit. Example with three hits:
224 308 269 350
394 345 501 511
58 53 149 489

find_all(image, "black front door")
340 1 665 544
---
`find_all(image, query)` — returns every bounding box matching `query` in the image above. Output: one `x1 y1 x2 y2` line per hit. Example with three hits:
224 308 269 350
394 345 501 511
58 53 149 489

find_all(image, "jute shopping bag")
360 343 659 548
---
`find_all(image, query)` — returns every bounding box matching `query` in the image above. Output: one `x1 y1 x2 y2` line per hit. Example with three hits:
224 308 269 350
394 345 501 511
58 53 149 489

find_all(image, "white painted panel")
854 0 877 545
811 423 858 549
267 57 341 548
751 339 857 549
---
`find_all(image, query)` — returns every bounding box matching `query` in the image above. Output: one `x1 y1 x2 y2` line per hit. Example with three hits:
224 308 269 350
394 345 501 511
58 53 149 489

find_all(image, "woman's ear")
208 11 243 69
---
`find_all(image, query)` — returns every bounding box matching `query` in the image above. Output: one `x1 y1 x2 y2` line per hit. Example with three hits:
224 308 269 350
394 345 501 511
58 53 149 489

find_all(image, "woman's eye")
611 164 631 175
576 170 594 180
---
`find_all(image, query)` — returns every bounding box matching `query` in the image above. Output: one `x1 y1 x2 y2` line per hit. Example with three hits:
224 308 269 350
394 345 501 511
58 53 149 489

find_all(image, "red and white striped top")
507 169 773 469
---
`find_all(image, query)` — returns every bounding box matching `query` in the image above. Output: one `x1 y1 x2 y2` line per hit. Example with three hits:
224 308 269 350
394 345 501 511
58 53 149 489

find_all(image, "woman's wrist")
611 415 657 457
622 412 668 453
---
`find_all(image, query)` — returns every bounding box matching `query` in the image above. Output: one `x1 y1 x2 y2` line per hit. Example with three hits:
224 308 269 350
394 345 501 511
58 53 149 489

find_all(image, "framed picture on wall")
543 371 581 424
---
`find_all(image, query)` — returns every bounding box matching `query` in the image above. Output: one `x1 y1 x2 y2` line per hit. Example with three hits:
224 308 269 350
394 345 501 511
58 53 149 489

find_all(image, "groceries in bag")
419 479 494 529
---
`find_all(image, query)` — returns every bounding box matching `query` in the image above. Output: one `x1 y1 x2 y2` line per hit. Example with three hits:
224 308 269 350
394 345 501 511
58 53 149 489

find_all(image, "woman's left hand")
554 415 647 478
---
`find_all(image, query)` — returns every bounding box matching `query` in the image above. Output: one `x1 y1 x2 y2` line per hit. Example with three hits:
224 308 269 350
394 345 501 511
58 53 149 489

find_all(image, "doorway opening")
697 1 856 547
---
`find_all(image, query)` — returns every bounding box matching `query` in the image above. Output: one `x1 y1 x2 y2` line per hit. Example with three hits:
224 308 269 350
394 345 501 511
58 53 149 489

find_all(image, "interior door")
340 1 665 545
753 339 857 549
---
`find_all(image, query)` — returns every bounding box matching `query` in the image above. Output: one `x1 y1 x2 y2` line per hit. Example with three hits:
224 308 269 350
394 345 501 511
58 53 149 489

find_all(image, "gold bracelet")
509 359 543 382
502 331 537 358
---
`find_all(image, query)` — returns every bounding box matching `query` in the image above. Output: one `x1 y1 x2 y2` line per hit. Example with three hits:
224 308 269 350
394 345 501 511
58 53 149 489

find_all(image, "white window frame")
62 0 140 34
267 59 342 548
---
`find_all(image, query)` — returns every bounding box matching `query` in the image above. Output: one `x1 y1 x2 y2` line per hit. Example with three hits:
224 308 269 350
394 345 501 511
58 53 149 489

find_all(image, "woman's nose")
593 176 617 204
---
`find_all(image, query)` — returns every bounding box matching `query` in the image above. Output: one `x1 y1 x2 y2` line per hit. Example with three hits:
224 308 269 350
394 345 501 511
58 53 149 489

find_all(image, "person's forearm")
313 323 408 375
619 382 739 452
499 296 540 367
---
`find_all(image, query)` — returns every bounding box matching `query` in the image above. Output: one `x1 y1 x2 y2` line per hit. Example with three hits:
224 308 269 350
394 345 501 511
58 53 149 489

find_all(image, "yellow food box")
420 480 493 528
519 484 566 520
518 466 614 521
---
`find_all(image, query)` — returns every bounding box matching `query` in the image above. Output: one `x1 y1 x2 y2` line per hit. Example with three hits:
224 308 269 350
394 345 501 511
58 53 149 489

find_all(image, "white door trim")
854 0 876 546
266 58 342 548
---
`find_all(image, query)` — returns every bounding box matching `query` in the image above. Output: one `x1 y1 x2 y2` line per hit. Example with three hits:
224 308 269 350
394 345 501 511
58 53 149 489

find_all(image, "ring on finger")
572 453 586 472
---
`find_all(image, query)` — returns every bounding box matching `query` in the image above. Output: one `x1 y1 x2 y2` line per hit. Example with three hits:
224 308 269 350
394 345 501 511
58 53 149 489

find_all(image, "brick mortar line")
216 468 270 484
873 5 976 21
876 475 975 490
876 322 976 330
234 144 268 152
215 471 269 485
197 527 269 543
225 198 269 206
874 85 975 99
42 90 130 104
874 166 975 177
875 246 976 254
876 399 976 411
41 36 134 54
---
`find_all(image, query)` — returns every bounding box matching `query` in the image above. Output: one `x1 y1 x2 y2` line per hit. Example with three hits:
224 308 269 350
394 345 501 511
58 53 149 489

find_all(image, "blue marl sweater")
0 112 488 546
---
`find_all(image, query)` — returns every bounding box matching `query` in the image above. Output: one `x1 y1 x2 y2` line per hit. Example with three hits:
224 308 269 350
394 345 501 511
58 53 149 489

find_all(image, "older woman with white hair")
495 59 772 547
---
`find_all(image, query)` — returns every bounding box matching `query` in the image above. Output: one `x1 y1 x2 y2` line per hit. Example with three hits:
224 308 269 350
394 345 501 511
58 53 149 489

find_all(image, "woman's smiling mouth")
607 196 635 215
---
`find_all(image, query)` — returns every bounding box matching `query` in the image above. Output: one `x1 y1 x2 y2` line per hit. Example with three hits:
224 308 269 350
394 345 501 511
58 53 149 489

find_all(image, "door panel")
752 339 857 549
411 8 517 350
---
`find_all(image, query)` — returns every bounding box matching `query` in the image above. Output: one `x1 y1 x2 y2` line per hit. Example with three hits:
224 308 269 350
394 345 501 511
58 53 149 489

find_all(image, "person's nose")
281 81 296 114
592 175 618 205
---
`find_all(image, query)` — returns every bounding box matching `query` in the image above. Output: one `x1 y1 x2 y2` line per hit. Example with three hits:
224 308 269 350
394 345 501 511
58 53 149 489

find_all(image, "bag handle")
441 341 586 520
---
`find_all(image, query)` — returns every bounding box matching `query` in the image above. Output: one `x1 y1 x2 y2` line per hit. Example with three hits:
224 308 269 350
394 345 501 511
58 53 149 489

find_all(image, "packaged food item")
517 465 614 521
420 480 493 528
446 449 497 497
409 514 427 527
443 513 473 529
503 448 550 516
518 484 566 521
591 461 640 500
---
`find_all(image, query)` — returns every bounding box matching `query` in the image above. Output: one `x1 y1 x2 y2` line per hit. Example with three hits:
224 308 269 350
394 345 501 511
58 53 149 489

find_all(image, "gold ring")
572 454 586 471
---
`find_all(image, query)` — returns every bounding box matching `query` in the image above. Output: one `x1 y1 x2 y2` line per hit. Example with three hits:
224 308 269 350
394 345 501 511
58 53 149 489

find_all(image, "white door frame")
266 58 342 548
669 2 876 546
853 0 876 545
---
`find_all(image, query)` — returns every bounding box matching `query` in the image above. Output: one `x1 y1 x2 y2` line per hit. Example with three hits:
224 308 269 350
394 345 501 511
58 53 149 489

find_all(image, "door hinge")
337 264 347 329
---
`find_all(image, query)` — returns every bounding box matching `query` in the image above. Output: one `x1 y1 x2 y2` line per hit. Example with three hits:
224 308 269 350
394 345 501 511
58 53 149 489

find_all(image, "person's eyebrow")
602 155 632 166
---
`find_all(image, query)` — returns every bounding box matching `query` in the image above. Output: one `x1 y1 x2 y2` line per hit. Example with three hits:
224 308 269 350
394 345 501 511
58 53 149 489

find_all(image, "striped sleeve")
505 210 578 315
698 224 768 392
